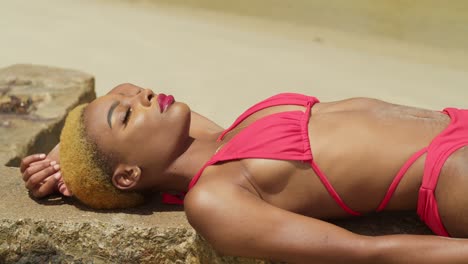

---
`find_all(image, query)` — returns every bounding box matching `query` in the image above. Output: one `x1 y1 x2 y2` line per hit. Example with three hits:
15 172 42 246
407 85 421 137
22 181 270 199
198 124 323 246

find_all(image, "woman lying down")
21 83 468 263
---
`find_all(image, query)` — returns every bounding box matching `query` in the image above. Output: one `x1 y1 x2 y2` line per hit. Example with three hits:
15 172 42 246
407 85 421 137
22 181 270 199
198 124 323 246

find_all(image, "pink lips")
157 93 175 113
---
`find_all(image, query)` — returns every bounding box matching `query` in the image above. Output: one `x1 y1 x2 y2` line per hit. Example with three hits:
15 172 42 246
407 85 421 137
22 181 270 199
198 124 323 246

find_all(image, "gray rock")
0 64 95 166
0 165 275 263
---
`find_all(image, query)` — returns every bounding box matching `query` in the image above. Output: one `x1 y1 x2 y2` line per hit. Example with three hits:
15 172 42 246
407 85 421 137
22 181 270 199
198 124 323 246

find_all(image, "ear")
112 164 142 190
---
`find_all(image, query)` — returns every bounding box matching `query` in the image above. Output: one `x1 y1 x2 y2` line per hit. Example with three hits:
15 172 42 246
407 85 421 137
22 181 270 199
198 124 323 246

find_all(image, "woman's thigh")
436 146 468 237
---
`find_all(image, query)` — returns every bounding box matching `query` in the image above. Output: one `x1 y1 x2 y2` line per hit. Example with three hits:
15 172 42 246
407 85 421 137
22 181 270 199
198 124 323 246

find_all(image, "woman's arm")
185 182 468 264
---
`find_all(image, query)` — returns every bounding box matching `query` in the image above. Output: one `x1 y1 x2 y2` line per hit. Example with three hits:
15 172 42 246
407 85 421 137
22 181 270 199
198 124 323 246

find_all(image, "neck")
160 135 221 192
145 111 224 192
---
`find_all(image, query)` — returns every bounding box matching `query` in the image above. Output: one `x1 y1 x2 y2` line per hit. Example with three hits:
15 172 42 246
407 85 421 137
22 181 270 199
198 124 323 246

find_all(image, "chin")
172 102 191 119
168 102 191 136
174 101 190 113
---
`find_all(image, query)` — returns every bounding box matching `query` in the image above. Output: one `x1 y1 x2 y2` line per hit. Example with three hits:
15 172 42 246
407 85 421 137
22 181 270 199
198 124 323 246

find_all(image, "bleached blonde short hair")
60 104 144 209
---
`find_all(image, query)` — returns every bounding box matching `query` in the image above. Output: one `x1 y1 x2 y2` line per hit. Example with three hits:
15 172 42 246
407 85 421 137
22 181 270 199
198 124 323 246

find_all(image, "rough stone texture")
0 64 96 166
0 64 432 263
0 165 274 263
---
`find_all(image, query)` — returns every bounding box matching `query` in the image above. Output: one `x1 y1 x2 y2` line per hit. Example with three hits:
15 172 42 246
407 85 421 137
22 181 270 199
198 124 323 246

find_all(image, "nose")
136 88 154 107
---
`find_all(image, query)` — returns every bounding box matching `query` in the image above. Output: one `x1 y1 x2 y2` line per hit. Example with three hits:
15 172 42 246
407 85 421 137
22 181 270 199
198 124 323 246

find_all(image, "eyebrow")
107 101 119 129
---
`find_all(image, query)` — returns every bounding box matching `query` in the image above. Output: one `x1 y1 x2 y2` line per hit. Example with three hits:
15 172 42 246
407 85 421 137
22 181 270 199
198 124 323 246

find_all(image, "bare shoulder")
184 181 220 217
184 180 249 229
184 180 259 255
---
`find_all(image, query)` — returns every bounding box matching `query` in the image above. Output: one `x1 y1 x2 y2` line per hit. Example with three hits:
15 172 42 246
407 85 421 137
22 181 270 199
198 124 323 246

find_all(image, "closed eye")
123 107 132 126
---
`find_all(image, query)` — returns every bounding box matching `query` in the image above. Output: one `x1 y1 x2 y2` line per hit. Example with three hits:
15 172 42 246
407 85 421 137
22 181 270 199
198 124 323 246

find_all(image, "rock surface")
0 64 431 263
0 165 273 263
0 64 96 166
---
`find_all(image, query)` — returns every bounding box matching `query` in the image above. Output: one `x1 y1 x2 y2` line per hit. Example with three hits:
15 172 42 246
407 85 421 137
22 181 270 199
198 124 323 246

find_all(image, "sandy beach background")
1 0 467 127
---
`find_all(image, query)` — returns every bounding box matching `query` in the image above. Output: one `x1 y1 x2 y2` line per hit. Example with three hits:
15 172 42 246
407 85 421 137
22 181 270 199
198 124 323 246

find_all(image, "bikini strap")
218 93 319 141
376 147 428 212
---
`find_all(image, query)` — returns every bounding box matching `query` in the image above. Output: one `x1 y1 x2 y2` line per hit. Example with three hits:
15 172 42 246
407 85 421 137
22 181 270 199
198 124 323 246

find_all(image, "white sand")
1 0 467 127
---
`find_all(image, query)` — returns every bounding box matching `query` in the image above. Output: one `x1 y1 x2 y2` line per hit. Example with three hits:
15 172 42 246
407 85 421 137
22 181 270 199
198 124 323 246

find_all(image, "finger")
20 153 46 172
22 161 56 181
56 175 72 196
29 159 51 167
32 176 58 198
60 186 72 197
25 163 60 190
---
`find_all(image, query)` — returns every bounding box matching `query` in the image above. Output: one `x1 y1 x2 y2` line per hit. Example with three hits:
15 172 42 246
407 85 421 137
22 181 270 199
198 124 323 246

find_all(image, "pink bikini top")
188 93 318 188
166 93 425 216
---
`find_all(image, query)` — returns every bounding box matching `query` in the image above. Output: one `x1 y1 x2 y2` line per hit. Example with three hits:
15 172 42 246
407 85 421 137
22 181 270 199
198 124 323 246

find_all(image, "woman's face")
83 83 191 183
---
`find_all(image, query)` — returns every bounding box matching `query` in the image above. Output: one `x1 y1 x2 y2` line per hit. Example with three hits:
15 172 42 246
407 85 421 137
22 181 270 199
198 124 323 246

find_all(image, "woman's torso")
195 96 453 220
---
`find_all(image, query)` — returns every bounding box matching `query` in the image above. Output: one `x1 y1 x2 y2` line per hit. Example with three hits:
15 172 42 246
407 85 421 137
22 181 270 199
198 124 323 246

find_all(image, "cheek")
127 114 166 147
132 112 162 131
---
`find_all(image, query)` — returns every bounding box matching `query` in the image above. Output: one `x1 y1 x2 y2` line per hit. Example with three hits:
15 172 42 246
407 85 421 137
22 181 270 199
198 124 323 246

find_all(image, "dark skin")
21 83 468 263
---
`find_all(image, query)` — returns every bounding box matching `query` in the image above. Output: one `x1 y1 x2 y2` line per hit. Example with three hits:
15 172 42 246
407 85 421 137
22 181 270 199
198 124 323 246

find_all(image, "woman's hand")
20 153 72 198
